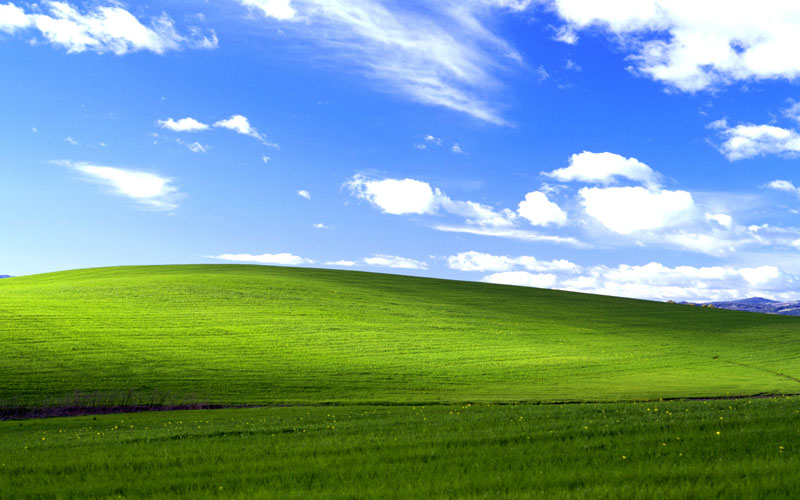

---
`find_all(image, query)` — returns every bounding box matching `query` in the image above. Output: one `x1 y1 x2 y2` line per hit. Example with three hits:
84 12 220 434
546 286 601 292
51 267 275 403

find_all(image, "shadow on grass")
0 389 259 420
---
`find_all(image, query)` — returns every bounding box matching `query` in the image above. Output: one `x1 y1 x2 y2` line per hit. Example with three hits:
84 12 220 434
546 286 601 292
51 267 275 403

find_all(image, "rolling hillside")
1 264 799 410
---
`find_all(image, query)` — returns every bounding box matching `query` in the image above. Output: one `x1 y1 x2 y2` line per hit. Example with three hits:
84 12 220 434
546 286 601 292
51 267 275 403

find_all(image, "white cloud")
64 136 78 145
184 142 208 153
483 271 558 288
451 143 464 154
362 254 427 270
313 223 329 229
0 3 30 32
705 212 733 228
347 175 438 215
64 161 181 211
564 58 581 71
548 1 800 92
424 135 442 146
463 256 799 302
438 198 517 227
347 174 517 227
580 186 694 234
238 0 528 124
213 114 277 147
211 252 314 265
767 179 800 195
240 0 296 20
297 190 311 199
4 1 216 55
553 25 578 44
560 262 791 302
262 155 271 163
716 124 800 160
517 191 567 226
157 117 209 132
434 225 585 246
706 118 729 130
326 260 355 266
783 101 800 123
543 151 661 189
660 232 740 257
447 250 579 273
536 65 550 81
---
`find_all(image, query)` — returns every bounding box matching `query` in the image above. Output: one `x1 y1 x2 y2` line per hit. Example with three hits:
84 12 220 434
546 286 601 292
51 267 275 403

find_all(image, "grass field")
1 264 799 498
2 397 799 499
1 264 799 411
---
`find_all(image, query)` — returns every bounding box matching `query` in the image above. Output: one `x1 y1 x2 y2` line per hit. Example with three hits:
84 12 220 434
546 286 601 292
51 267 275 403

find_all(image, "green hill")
1 264 799 409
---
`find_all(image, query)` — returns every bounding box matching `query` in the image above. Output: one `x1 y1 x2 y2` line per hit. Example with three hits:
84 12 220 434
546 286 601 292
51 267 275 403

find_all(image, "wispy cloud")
434 225 585 247
297 190 311 199
61 160 182 211
238 0 529 124
210 252 314 265
2 1 217 54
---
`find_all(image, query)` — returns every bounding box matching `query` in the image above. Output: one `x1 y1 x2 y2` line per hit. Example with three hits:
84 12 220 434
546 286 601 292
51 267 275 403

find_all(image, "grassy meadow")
1 264 799 497
1 264 799 410
2 397 799 499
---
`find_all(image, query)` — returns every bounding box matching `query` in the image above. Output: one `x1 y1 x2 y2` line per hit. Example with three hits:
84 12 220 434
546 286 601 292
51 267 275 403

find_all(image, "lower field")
2 397 799 499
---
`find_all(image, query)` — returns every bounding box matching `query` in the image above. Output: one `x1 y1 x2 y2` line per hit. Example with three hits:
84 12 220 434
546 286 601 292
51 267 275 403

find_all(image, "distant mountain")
692 297 800 316
0 275 11 279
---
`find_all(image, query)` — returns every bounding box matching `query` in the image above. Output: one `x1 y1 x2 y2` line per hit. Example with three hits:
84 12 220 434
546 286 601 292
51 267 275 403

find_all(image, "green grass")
2 397 799 499
1 264 798 409
3 264 800 498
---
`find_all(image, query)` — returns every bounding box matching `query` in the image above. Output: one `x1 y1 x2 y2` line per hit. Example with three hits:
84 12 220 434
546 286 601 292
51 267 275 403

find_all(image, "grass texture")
2 397 799 499
1 264 799 410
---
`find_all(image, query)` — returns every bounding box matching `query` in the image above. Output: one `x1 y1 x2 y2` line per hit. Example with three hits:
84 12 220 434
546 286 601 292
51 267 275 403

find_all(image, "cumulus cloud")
157 117 209 132
211 252 314 265
483 271 558 288
715 123 800 160
517 191 567 226
237 0 531 124
560 262 791 302
447 250 579 273
548 1 800 92
3 1 216 54
213 115 277 147
705 212 733 228
347 176 439 215
326 260 356 266
543 151 661 189
297 190 311 199
0 3 30 32
346 174 516 226
62 160 182 211
362 254 427 270
580 186 695 235
464 256 797 302
767 179 800 196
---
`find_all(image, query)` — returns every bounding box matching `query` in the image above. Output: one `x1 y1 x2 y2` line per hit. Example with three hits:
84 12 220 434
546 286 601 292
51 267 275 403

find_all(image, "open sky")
5 0 800 301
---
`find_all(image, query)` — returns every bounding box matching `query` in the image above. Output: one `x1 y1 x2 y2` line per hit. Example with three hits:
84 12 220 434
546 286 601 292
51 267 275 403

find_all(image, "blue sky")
5 0 800 301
